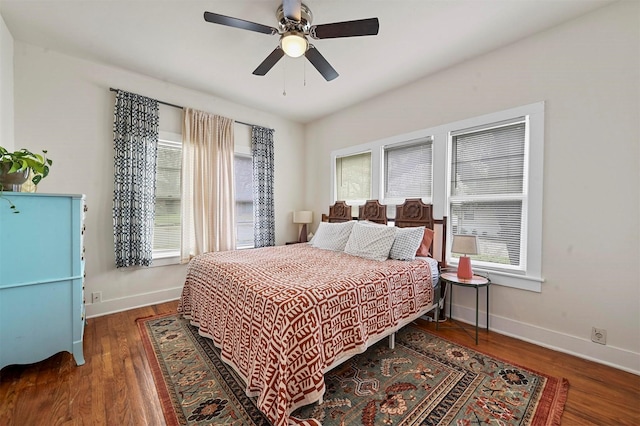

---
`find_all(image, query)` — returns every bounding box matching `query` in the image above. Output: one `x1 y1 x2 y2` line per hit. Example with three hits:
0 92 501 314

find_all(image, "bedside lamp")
293 211 313 243
452 235 478 280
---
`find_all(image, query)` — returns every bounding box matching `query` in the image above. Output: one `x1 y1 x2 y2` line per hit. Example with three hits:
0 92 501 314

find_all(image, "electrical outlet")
591 327 606 345
92 291 102 304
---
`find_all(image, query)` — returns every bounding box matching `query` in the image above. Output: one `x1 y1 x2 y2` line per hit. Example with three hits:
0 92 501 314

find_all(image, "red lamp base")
457 256 474 280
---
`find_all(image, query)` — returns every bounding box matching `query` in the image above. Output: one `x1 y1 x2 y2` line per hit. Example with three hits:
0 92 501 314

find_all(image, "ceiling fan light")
281 33 308 58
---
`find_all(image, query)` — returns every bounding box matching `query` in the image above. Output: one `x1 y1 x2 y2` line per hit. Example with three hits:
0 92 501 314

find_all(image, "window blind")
450 121 526 268
336 152 371 201
384 139 432 199
153 141 182 252
234 154 254 248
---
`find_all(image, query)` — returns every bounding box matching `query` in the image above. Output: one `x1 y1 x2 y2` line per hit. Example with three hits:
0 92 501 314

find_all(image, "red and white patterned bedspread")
178 244 434 426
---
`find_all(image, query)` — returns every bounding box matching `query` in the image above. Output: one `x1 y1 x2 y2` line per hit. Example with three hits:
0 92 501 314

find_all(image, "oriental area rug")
137 314 568 426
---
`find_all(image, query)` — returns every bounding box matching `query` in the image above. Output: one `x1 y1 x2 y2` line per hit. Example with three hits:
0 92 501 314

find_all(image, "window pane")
336 152 371 201
450 200 522 267
451 123 525 196
154 142 181 253
235 154 254 248
384 139 432 199
154 199 181 250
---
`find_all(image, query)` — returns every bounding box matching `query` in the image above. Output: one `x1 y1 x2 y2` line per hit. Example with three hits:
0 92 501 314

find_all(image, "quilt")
178 244 435 425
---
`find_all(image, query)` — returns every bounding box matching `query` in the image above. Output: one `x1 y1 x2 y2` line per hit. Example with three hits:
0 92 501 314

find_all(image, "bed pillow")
415 227 435 257
344 221 396 261
389 226 425 261
311 221 356 251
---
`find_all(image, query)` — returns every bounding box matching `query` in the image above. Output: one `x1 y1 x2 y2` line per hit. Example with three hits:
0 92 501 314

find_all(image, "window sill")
449 260 544 292
151 251 181 267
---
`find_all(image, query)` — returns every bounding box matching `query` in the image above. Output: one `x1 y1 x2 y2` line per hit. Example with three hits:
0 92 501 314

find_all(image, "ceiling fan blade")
204 11 277 35
282 0 302 21
310 18 379 39
305 45 338 81
253 47 285 76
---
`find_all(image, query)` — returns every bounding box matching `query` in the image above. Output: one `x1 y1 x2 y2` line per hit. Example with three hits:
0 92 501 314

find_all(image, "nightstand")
437 271 491 344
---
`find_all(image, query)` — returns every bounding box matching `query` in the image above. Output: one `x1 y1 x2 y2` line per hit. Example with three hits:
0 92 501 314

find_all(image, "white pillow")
311 221 355 251
389 226 425 261
344 221 396 261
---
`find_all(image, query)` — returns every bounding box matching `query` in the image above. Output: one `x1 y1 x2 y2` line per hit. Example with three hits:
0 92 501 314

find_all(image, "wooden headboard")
321 199 447 268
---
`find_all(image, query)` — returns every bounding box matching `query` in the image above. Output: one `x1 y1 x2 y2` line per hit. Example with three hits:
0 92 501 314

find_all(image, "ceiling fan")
203 0 379 81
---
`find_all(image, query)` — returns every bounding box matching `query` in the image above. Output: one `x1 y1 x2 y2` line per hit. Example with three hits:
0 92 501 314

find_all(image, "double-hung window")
153 132 182 261
234 126 255 249
234 153 254 249
448 119 527 270
444 103 544 291
335 152 372 206
383 138 433 204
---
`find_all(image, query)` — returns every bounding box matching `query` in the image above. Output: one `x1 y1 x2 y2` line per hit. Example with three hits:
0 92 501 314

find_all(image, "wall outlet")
591 327 607 345
92 291 102 304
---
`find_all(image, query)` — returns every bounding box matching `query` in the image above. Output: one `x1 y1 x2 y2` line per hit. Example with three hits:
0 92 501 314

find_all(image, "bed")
178 199 447 426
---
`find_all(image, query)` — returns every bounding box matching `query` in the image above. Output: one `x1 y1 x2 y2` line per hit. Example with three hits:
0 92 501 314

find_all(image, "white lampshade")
293 210 313 224
451 234 479 255
281 33 308 58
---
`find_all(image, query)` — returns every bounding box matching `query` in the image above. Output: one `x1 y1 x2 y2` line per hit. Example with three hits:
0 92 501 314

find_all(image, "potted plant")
0 146 53 212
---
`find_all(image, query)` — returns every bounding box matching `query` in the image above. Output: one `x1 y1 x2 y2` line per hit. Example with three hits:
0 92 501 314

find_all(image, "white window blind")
234 154 254 249
384 139 432 200
336 152 371 201
153 140 182 254
450 120 526 268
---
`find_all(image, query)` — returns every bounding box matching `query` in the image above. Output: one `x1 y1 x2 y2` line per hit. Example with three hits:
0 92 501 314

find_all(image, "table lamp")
293 211 313 243
451 234 478 279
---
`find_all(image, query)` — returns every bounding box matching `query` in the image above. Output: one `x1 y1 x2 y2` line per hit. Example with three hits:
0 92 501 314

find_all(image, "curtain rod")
109 87 273 131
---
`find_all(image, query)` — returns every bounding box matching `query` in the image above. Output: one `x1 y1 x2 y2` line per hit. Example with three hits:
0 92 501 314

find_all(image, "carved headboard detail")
359 200 387 224
395 198 434 229
326 201 352 223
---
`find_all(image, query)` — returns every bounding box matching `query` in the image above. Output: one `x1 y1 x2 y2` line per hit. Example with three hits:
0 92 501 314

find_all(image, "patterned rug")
137 314 568 426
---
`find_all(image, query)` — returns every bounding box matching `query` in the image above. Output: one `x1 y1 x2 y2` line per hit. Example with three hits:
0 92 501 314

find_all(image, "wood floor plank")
1 301 638 425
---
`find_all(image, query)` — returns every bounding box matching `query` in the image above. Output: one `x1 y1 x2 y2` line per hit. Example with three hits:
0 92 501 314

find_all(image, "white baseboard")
85 286 183 319
84 288 639 376
450 303 640 376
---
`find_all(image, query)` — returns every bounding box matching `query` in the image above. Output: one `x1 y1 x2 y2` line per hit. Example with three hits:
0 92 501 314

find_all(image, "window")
384 138 432 203
335 152 371 203
330 102 544 291
449 120 526 270
234 153 254 249
153 133 182 259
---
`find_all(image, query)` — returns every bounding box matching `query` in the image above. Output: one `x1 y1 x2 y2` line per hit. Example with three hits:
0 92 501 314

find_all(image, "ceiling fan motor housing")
277 3 313 33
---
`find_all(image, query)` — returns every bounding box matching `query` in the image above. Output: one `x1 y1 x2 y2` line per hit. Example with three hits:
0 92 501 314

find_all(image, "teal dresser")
0 193 86 369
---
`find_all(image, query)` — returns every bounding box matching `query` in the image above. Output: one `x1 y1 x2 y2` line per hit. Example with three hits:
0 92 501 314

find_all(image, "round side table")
438 271 491 344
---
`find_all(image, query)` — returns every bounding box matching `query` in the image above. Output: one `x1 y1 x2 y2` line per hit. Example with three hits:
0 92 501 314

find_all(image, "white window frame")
443 103 544 292
330 102 544 291
151 130 182 267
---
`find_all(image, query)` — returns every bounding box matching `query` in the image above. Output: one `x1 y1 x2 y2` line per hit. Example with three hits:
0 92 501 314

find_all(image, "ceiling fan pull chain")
282 57 287 96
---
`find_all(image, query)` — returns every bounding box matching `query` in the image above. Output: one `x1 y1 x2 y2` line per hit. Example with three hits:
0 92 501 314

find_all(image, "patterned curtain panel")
112 90 159 267
252 126 275 247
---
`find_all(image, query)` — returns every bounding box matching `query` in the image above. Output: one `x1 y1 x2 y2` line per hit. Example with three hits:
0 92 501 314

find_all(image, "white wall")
11 42 306 318
305 0 639 373
0 14 13 150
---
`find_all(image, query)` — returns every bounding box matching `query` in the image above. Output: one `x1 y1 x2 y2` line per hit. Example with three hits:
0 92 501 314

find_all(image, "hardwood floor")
1 301 638 425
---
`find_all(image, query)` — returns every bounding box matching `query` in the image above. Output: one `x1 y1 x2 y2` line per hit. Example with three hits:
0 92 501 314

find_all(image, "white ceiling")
0 0 612 123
